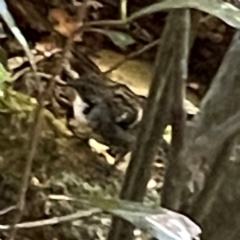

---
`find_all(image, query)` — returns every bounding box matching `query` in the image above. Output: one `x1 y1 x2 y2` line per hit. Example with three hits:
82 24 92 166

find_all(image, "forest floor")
0 0 237 239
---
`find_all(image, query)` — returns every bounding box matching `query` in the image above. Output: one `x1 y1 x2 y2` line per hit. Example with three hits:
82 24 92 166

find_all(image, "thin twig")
8 49 49 240
8 2 90 239
8 71 58 240
85 19 125 27
104 39 159 74
8 103 44 240
0 208 101 230
0 206 17 216
61 0 89 68
10 67 31 82
107 9 183 240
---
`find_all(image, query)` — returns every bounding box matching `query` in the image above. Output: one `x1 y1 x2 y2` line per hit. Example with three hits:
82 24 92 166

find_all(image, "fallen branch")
0 208 101 230
104 39 159 74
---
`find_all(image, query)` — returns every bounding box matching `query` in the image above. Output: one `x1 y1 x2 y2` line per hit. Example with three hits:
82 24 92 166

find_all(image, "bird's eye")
117 111 136 130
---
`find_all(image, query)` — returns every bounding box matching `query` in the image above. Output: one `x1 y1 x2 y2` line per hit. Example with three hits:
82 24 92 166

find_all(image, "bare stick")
8 2 90 240
85 20 125 27
161 9 190 211
0 206 17 216
107 9 190 240
0 208 101 230
104 39 159 74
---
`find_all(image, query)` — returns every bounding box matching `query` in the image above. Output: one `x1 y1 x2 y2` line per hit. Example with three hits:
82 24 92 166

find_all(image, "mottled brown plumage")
66 72 169 165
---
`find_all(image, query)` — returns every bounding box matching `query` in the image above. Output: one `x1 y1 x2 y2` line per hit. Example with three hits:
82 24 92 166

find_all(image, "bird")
67 72 143 156
65 49 198 166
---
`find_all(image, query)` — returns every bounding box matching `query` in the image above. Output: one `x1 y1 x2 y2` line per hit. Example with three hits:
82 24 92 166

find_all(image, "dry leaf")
48 8 83 41
35 35 62 57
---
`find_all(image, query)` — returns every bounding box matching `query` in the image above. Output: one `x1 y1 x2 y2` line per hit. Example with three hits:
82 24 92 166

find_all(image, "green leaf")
90 197 201 240
0 62 10 94
89 28 135 50
0 63 9 82
106 30 135 49
0 0 37 71
128 0 240 29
